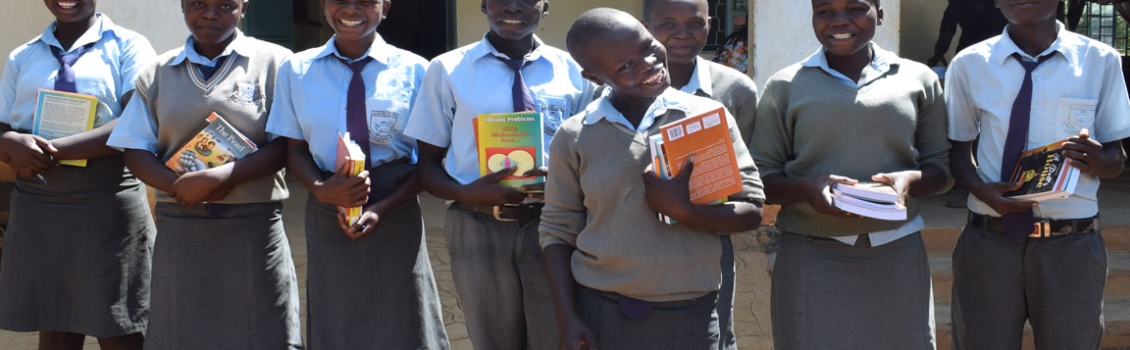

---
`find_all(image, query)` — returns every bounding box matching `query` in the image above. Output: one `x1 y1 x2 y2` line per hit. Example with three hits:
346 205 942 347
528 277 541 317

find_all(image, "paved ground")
2 171 1129 349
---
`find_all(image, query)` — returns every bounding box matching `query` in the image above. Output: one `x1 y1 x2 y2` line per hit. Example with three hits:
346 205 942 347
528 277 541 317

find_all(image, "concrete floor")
3 171 1129 349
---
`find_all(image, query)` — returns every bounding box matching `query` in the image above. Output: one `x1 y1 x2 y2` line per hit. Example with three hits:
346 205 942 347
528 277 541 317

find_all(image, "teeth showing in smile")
502 19 523 25
642 69 666 85
832 33 853 40
340 19 363 27
58 1 78 9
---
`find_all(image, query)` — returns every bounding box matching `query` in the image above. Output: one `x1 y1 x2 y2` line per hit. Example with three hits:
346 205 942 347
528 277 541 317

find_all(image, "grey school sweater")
132 36 291 204
691 59 759 147
750 58 952 237
540 89 766 302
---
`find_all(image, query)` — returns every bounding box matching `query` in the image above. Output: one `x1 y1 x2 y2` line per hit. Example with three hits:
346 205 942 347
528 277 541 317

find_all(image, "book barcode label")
667 126 685 141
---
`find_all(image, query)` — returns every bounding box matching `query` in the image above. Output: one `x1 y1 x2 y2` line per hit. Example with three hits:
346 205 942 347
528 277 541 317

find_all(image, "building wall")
750 0 901 88
0 2 185 68
900 0 954 65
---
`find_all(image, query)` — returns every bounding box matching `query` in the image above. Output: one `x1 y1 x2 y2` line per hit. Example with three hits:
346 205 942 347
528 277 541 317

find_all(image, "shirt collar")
679 57 714 97
171 29 252 67
313 33 393 64
583 88 691 130
991 21 1076 66
468 31 547 63
40 13 112 52
801 42 897 87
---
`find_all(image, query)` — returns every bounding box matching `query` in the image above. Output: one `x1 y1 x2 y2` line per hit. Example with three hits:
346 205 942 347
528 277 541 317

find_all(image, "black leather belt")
967 212 1098 238
453 202 544 222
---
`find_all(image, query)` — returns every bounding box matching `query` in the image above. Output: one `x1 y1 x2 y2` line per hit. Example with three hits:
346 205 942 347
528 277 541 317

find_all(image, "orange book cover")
658 107 742 205
336 133 367 225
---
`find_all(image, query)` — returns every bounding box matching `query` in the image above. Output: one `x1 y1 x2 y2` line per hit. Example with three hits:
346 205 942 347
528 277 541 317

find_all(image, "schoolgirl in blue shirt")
265 0 449 348
106 0 302 348
0 1 156 349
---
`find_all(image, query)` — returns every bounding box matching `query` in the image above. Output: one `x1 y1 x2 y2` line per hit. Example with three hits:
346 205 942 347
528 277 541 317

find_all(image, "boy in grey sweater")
540 8 765 350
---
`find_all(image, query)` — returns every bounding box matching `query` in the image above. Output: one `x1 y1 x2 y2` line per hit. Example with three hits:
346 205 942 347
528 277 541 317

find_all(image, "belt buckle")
493 204 520 222
1029 220 1052 238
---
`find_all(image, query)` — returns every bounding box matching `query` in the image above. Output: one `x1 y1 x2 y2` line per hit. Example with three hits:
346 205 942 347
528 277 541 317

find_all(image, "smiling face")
323 0 388 43
643 0 710 65
482 0 548 41
995 0 1058 26
44 0 96 24
579 21 670 101
811 0 881 59
182 0 247 46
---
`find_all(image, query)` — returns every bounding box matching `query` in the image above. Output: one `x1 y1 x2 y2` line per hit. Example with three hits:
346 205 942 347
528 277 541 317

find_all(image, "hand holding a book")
870 171 920 205
1063 129 1122 178
312 164 370 208
519 166 549 199
458 166 526 206
969 180 1038 215
642 158 695 220
803 174 859 217
0 131 58 179
171 169 233 206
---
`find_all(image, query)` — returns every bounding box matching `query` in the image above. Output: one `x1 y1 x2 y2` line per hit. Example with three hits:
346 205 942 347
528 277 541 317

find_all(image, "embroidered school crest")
230 81 260 105
368 110 399 145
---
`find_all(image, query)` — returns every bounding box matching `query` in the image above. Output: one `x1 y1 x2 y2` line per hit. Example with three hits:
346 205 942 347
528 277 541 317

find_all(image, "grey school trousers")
771 231 935 350
444 205 558 350
577 286 720 350
951 224 1107 350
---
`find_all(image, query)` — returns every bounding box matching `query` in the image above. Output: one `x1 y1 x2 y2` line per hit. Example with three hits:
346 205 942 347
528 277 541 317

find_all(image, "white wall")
750 0 900 88
1 2 187 68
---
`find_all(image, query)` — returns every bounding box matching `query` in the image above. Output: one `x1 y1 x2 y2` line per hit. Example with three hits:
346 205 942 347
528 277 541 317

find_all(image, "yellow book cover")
33 89 98 167
336 133 367 225
474 112 544 192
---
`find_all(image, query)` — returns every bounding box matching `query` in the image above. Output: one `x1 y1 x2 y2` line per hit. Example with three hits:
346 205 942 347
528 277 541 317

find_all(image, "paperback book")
1006 138 1080 201
649 107 741 224
473 112 544 192
336 133 367 225
831 183 906 221
165 112 257 176
33 89 98 167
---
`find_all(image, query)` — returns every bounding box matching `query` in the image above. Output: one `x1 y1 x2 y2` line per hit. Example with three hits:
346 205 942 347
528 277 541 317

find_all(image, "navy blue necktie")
497 56 537 112
198 56 227 81
50 43 95 93
1000 53 1054 244
340 57 373 165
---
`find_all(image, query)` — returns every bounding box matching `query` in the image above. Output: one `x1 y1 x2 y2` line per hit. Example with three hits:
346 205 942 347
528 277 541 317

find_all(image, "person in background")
927 0 1008 68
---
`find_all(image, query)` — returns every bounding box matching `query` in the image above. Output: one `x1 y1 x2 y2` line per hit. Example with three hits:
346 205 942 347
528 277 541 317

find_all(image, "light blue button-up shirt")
175 30 255 78
583 87 690 133
0 14 156 131
404 33 596 185
800 42 894 89
267 35 427 172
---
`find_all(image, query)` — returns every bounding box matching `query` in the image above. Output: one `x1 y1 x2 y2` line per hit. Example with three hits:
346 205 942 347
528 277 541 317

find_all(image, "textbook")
474 112 544 192
32 89 98 167
831 182 906 221
649 134 676 224
165 112 258 176
658 107 743 205
1006 138 1081 201
336 133 367 226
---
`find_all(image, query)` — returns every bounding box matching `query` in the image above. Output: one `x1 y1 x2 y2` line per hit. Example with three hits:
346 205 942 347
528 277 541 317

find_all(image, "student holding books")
404 1 595 349
0 1 156 349
542 8 764 350
945 0 1130 347
749 0 952 348
106 0 302 348
265 0 450 348
640 1 760 347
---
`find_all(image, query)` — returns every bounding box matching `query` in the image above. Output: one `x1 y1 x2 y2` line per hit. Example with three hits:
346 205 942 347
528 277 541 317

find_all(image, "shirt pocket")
536 95 569 137
1055 97 1097 138
364 98 410 146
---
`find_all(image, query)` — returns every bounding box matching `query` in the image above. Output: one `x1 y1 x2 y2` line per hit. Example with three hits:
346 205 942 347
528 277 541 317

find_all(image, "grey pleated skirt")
305 162 449 349
144 201 303 350
0 154 156 337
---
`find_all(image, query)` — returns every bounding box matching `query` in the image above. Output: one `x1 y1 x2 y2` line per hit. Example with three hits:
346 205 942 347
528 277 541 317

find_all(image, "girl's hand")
171 169 224 206
642 158 694 219
1 132 57 179
313 164 369 208
338 201 388 241
804 174 858 217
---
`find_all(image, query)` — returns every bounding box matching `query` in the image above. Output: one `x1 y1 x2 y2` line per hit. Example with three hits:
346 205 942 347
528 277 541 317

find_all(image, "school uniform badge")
230 81 261 105
368 110 399 145
537 96 568 136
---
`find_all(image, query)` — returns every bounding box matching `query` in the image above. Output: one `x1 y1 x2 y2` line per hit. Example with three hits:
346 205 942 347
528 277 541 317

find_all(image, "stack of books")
649 107 742 225
831 182 906 221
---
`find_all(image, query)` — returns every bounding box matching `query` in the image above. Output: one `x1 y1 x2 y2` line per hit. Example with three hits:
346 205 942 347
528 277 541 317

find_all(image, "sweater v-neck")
186 55 238 95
